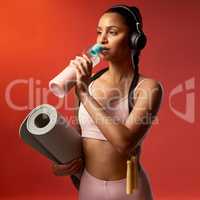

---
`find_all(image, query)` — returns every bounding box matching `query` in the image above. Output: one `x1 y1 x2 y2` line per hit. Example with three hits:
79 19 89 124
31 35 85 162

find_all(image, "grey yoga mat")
19 104 82 164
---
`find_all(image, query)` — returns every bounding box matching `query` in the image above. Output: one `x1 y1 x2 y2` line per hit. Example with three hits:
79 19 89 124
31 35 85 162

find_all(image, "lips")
101 47 109 52
101 49 109 55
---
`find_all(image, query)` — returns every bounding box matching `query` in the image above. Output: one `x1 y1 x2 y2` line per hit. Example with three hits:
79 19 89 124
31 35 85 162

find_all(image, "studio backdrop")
0 1 199 200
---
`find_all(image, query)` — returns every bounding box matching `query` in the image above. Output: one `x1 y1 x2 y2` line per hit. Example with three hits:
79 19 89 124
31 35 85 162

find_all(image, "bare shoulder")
134 75 164 109
137 75 164 94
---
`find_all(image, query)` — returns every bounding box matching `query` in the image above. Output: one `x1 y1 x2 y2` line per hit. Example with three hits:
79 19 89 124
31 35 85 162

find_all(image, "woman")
52 4 163 200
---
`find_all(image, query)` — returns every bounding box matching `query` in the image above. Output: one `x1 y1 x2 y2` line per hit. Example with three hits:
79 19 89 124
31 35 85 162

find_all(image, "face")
96 12 132 62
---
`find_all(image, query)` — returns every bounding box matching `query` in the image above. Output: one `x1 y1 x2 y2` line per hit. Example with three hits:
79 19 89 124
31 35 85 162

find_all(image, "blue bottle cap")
88 44 103 56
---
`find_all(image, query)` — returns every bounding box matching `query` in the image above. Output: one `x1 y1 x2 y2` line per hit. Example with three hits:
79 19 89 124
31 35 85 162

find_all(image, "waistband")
83 168 127 185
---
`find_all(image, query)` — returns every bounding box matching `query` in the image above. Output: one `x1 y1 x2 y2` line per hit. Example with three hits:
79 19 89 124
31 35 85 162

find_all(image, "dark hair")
105 6 144 36
104 5 144 72
104 5 146 111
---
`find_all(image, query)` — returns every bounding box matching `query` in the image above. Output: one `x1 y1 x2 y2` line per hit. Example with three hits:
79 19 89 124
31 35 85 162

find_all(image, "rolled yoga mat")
19 104 82 164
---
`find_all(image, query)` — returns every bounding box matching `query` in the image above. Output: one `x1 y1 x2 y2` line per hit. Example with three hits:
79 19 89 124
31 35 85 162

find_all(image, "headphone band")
111 5 143 34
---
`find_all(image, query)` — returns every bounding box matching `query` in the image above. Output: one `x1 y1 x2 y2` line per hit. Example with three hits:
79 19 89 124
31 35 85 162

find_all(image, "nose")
98 33 108 45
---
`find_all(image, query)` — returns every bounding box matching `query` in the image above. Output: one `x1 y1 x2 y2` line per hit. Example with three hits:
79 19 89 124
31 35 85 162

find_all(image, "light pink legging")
78 168 154 200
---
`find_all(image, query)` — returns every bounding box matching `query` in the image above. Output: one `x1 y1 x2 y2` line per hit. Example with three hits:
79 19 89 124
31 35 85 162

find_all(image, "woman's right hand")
52 158 83 176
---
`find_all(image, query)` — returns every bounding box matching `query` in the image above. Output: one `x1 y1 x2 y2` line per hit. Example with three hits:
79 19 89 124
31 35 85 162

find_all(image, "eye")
109 31 117 35
96 30 102 35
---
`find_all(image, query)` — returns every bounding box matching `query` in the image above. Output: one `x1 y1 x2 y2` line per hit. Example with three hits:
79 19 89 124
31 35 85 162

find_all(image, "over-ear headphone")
111 5 147 50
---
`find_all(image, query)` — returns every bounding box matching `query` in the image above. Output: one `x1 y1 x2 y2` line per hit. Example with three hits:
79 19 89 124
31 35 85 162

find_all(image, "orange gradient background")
0 1 199 200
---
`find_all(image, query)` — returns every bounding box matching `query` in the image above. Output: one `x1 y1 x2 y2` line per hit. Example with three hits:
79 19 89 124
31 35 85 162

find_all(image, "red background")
0 0 199 200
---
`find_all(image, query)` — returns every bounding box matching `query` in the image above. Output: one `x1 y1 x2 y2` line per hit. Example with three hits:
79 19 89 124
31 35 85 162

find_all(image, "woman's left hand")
73 54 93 101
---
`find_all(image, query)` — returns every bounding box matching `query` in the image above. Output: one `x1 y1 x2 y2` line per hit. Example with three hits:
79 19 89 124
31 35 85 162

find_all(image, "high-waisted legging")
78 167 154 200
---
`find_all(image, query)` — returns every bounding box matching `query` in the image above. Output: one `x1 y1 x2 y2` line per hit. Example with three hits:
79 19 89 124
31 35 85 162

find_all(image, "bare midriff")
83 138 129 180
81 74 146 180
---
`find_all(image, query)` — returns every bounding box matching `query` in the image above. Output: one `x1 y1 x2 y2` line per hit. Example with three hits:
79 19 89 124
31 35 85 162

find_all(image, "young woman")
52 5 163 200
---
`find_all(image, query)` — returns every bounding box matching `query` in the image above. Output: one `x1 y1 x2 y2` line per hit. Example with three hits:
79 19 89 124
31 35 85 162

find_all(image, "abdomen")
82 138 129 180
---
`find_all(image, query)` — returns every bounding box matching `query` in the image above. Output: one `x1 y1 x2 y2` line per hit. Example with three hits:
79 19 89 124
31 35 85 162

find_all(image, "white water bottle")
49 43 103 98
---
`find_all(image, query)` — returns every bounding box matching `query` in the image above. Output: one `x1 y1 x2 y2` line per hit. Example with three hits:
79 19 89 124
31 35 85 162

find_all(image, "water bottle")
49 43 103 98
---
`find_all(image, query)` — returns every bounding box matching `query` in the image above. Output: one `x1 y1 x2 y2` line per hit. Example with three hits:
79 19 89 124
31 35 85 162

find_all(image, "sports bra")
78 78 149 141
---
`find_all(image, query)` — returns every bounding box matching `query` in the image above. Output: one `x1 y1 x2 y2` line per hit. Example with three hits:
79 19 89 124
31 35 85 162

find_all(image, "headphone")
111 5 147 50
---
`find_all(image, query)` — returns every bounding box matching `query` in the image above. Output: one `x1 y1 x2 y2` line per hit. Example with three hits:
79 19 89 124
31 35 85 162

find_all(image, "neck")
107 58 136 84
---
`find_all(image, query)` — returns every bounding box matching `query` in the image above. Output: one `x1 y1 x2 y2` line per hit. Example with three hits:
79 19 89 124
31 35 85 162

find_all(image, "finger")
53 160 79 175
53 159 82 176
54 159 78 170
56 162 80 176
71 60 81 67
75 65 82 81
73 60 86 76
79 64 88 76
66 162 81 173
76 56 87 66
57 164 80 176
69 59 77 67
70 164 82 174
75 56 88 70
66 159 82 170
68 162 83 175
77 55 92 68
65 159 81 168
82 54 93 66
82 54 93 75
75 56 89 75
73 61 88 79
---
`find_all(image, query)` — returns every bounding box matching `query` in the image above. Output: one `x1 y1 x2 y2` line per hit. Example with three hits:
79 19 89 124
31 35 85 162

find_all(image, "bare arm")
80 79 163 155
73 54 163 156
